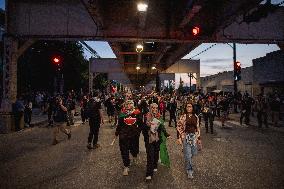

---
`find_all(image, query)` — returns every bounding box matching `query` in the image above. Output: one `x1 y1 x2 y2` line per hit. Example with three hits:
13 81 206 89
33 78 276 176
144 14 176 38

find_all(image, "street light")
137 2 148 12
136 64 141 70
136 43 144 53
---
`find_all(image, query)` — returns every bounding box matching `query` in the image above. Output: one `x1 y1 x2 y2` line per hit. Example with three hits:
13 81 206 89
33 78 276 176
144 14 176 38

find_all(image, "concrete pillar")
0 36 18 133
278 43 284 51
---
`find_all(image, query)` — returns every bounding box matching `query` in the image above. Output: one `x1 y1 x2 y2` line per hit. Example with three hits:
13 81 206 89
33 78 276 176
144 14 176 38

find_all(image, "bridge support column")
278 43 284 51
0 36 18 133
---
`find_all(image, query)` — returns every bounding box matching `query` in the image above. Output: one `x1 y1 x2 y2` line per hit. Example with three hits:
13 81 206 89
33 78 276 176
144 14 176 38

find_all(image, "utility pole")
189 73 192 94
233 43 237 95
233 43 238 113
89 58 93 96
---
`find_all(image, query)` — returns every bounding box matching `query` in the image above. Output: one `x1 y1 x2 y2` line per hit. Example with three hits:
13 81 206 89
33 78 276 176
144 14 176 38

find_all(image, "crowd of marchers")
9 89 283 181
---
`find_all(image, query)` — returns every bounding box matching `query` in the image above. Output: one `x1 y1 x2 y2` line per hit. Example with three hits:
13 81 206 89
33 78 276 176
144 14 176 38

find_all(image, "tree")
93 73 108 92
17 40 88 94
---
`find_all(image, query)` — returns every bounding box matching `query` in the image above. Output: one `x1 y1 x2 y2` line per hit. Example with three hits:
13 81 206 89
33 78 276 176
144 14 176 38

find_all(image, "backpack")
85 100 100 119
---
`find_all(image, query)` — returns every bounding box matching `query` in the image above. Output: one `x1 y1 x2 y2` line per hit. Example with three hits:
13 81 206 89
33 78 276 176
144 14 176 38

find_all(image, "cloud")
202 58 232 63
202 64 232 70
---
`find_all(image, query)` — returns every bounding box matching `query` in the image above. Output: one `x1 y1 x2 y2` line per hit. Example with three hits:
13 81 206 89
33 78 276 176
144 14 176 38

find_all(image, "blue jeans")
183 133 197 174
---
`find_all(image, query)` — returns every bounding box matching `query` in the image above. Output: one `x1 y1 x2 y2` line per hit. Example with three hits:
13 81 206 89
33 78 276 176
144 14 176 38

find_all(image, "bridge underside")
6 0 284 86
1 0 284 132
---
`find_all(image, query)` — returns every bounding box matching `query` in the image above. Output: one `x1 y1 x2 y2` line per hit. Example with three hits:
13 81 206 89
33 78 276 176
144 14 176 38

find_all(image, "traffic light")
234 61 241 81
192 26 200 36
51 55 62 71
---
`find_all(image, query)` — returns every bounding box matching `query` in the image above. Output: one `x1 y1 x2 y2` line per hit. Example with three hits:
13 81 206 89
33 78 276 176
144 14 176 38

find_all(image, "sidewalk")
30 109 48 127
224 112 284 133
30 108 81 128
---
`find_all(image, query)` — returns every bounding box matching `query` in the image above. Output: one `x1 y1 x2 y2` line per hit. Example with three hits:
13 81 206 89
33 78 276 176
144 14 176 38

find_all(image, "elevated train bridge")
1 0 284 131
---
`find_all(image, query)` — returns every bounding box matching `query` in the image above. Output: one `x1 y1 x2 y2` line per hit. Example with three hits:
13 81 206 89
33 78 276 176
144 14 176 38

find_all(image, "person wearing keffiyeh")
144 103 171 181
115 100 143 176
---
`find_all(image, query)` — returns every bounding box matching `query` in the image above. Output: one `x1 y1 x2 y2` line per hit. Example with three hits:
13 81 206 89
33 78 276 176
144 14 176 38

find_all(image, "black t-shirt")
270 98 280 111
53 105 67 122
87 99 102 120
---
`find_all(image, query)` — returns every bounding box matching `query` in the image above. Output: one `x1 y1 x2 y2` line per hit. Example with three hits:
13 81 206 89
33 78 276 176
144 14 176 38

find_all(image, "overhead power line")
79 41 101 58
188 43 217 60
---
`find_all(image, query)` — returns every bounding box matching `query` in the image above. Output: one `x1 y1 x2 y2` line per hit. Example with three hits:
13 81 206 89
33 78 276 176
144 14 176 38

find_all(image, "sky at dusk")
0 1 4 10
84 41 280 77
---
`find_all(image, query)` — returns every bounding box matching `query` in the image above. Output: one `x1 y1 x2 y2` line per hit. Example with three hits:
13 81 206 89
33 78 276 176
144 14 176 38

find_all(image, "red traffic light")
235 61 241 70
234 61 241 81
53 57 60 63
51 55 62 65
236 61 241 67
192 26 200 36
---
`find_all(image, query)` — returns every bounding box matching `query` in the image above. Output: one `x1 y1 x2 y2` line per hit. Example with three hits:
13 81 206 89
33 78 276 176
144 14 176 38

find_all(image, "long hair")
184 101 195 114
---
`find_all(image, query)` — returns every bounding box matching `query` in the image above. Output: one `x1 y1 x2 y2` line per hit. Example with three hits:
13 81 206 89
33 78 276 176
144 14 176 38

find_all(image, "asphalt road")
0 114 284 189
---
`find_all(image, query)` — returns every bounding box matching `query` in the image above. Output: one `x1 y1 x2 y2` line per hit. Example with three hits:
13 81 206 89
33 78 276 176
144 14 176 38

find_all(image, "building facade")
253 50 284 95
201 67 253 95
201 50 284 97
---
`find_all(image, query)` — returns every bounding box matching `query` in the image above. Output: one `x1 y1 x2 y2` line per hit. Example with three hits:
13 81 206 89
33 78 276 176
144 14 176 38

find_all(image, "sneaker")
153 168 158 172
94 144 100 149
123 167 129 176
52 139 59 145
87 143 93 149
145 176 152 181
187 172 194 179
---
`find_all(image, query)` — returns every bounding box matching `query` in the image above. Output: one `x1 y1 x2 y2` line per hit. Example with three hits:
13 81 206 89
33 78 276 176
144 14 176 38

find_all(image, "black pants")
240 109 250 125
169 113 177 127
146 141 160 177
216 108 221 117
14 112 24 131
203 113 214 133
48 110 53 125
24 110 32 126
257 111 268 128
119 136 139 167
141 127 149 149
81 108 86 122
88 119 100 145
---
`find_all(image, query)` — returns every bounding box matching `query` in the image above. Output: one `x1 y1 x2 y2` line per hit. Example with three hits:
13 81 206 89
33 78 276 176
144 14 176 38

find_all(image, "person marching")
168 97 177 128
80 95 88 124
52 96 71 145
144 103 171 181
177 102 200 179
202 98 215 134
115 100 143 176
86 92 104 149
